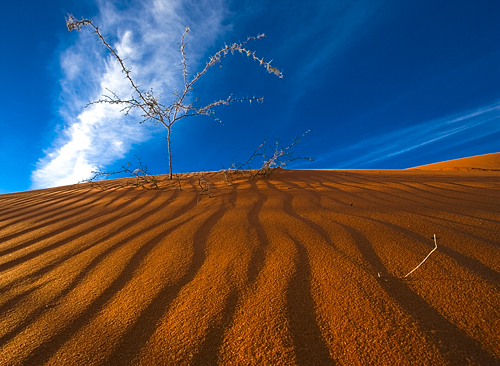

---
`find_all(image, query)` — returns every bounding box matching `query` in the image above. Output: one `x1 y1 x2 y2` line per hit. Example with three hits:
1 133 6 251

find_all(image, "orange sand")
1 155 499 365
408 152 499 171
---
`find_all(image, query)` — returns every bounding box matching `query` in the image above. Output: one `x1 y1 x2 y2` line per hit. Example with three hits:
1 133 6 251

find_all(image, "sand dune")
408 152 500 171
1 162 499 365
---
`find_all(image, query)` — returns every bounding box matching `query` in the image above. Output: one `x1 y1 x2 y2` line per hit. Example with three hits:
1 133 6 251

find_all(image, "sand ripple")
1 168 499 365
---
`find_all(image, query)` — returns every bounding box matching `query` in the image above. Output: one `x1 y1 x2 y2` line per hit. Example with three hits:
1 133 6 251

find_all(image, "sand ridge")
407 152 500 171
0 166 499 365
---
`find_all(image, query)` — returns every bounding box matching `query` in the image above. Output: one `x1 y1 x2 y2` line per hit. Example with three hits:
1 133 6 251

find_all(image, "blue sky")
1 0 499 193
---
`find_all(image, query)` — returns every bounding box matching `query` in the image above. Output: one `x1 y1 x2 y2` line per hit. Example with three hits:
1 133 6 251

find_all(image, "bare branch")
222 131 313 180
80 156 159 190
179 26 190 91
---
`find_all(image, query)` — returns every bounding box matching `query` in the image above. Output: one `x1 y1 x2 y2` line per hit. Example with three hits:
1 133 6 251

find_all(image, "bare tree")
66 15 283 179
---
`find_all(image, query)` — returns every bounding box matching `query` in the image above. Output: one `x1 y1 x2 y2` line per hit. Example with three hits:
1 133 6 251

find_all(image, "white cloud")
31 0 230 189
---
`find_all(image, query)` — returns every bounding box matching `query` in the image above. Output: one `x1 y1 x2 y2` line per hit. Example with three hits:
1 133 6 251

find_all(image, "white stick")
404 234 438 278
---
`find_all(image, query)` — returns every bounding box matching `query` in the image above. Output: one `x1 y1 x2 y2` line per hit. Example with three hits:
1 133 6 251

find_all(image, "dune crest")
1 168 499 365
408 152 500 171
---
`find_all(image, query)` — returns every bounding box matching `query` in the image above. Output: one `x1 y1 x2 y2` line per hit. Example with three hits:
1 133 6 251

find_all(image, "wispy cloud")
310 101 500 168
31 0 230 189
289 0 381 87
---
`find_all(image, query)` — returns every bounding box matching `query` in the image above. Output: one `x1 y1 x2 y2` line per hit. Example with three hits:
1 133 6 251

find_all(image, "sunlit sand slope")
408 152 500 171
1 169 499 365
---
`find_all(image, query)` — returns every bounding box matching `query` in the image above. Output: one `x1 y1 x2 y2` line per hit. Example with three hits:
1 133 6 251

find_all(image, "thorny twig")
82 156 159 190
221 131 313 181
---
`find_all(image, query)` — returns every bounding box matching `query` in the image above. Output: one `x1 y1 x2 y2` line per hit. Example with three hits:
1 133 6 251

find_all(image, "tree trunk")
167 128 173 180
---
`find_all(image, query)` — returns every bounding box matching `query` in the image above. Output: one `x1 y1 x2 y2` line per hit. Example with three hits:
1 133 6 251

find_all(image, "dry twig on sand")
221 131 313 182
81 156 159 190
197 175 212 204
404 234 438 278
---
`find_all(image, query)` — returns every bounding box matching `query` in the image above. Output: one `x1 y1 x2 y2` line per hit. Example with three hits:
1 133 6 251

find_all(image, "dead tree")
66 15 283 179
